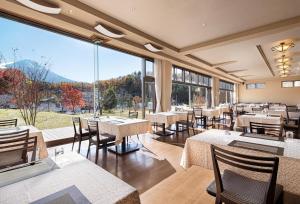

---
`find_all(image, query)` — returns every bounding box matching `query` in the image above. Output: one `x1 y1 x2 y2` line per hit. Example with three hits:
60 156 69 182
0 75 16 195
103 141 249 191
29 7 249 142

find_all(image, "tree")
61 84 85 113
132 96 142 111
103 86 117 111
7 67 49 125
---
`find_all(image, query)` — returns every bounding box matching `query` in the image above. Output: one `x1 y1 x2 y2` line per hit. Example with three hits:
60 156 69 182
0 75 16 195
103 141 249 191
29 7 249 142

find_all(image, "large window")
219 80 234 104
0 16 145 130
172 66 212 107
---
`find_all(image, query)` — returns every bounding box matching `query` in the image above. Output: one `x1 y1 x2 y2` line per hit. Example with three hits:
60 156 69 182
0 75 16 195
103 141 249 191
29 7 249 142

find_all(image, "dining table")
234 113 283 131
145 111 187 136
180 129 300 202
0 125 48 159
0 152 140 204
82 117 151 154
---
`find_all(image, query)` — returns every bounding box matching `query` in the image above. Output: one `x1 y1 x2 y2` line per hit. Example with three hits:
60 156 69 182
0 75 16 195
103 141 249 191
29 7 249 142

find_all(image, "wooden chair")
193 107 207 129
86 121 116 164
0 119 17 128
207 145 283 204
286 105 300 124
129 111 138 119
72 117 91 153
284 116 300 139
216 111 234 131
0 129 37 169
176 111 196 136
250 122 283 137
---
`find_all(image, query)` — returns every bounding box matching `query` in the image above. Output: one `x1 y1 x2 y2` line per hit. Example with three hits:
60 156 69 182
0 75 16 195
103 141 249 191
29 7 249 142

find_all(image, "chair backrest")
250 122 283 137
193 107 202 117
72 117 83 135
0 119 17 128
87 120 100 141
0 129 37 169
210 145 279 204
129 111 138 119
187 111 195 123
223 112 234 130
286 106 300 121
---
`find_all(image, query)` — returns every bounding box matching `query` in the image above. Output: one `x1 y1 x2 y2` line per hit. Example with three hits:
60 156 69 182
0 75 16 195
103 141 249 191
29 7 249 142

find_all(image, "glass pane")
282 81 293 88
146 60 154 76
191 72 198 84
176 68 183 81
294 81 300 87
171 83 189 106
255 83 265 89
185 71 191 83
219 90 227 104
246 84 256 89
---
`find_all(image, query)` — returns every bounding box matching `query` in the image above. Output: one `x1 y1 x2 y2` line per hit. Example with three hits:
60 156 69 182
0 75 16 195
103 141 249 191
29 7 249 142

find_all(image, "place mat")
228 140 284 156
240 133 284 142
31 185 91 204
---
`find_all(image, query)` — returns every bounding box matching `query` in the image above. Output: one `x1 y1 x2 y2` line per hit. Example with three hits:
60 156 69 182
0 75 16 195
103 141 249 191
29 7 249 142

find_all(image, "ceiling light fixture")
144 43 163 52
94 24 125 38
271 42 295 52
277 63 291 69
276 55 292 64
280 74 288 78
16 0 61 14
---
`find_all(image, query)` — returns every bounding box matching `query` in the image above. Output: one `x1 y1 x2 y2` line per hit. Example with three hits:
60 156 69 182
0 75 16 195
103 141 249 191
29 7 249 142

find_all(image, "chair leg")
78 138 82 153
215 196 221 204
86 141 91 158
95 145 99 164
71 135 76 151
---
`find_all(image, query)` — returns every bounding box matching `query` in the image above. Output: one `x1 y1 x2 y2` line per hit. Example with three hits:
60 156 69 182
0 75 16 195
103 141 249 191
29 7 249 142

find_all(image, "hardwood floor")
48 134 182 194
47 129 300 204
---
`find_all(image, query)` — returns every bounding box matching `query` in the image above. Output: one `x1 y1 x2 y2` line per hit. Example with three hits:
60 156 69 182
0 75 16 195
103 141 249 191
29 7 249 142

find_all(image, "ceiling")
1 0 300 82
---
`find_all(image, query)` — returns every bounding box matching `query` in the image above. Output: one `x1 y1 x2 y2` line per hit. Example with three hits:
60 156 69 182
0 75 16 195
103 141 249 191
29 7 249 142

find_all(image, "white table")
82 117 151 154
181 129 300 199
0 125 48 159
0 152 140 204
202 109 220 118
234 114 282 129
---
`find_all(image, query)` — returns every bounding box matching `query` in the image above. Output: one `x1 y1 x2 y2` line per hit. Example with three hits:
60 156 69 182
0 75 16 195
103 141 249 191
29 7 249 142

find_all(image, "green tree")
103 87 117 111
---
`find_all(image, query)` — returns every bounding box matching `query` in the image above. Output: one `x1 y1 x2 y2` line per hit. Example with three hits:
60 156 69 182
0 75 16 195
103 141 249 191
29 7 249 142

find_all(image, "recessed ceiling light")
94 24 125 38
144 43 163 52
16 0 61 14
202 23 206 27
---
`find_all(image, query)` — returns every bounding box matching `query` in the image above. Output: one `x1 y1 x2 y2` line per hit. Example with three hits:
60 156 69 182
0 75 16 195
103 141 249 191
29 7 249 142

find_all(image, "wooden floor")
46 128 300 204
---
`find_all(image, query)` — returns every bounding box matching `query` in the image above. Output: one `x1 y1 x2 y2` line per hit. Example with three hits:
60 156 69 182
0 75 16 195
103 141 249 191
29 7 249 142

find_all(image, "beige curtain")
154 59 172 112
154 59 162 112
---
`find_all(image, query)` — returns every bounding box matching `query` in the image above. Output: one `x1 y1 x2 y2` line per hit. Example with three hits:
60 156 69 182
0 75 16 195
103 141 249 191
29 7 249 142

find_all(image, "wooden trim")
0 3 243 84
60 0 179 52
180 16 300 54
256 45 275 77
185 54 212 66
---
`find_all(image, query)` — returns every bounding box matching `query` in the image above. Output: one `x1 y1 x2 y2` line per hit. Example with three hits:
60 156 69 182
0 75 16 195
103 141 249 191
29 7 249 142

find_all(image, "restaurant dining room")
1 0 300 204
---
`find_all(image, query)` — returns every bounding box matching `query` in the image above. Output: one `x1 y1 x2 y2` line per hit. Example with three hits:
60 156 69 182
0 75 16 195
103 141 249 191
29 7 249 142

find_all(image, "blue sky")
0 17 142 82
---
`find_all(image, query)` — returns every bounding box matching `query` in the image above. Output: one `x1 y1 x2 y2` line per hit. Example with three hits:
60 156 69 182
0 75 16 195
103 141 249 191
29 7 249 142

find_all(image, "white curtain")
154 59 172 112
154 59 163 112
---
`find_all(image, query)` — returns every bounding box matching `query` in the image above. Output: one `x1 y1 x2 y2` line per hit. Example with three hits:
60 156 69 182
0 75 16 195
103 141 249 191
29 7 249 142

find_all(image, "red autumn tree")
61 84 85 113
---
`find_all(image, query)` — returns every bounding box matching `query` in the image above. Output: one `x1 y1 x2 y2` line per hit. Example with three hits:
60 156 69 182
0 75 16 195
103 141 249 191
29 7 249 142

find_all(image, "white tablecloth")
0 152 140 204
202 109 220 118
145 112 187 127
0 125 48 159
82 117 151 144
235 114 282 128
180 129 300 197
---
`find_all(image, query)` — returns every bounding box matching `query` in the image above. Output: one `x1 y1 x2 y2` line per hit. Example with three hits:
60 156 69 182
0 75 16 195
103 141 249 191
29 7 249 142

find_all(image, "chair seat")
91 133 116 144
207 170 283 204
